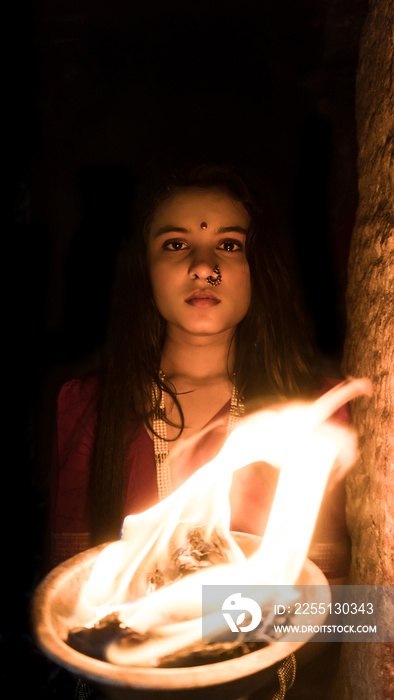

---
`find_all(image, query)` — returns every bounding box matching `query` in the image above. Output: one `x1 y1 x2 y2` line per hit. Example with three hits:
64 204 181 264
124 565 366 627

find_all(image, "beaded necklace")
151 375 244 501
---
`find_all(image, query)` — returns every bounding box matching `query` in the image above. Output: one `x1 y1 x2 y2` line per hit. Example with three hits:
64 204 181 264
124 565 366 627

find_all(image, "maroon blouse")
51 375 350 578
51 375 231 563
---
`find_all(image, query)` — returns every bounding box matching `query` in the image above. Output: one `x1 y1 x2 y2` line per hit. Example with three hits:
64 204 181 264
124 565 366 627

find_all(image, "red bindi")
200 222 208 229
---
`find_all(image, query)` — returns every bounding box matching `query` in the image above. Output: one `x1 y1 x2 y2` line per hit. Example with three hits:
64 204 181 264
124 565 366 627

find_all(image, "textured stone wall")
339 0 394 697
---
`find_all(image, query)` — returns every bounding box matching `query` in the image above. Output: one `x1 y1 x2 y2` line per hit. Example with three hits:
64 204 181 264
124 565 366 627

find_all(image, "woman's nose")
188 253 217 281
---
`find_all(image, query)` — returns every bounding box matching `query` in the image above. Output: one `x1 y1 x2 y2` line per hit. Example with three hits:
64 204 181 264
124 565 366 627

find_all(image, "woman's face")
147 188 251 339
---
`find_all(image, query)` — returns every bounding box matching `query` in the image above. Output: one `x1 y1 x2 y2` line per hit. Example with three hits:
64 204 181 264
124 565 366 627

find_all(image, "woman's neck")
160 325 235 387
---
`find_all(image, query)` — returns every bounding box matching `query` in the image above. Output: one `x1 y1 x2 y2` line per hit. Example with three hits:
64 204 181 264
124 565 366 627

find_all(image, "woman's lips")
185 290 221 307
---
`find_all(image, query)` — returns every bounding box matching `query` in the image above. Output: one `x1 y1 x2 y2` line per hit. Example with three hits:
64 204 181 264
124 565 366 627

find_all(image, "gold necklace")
152 375 244 501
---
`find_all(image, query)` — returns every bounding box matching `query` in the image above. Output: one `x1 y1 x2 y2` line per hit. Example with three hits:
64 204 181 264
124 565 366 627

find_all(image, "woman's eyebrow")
216 226 248 235
152 225 190 238
152 224 248 239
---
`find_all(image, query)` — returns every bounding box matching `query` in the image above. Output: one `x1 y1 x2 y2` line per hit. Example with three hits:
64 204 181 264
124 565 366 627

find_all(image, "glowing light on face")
147 188 251 338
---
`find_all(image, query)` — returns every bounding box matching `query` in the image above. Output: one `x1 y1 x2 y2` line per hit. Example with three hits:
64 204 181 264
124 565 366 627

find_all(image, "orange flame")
70 378 372 665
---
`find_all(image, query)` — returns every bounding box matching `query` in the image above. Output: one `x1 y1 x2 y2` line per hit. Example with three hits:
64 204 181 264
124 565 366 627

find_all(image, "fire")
69 379 371 666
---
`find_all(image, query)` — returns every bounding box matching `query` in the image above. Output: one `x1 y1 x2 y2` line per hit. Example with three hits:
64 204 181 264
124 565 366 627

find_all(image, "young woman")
50 163 349 585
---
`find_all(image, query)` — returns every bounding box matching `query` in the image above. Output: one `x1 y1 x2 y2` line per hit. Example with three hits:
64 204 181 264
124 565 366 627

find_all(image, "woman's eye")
162 240 188 251
218 240 243 252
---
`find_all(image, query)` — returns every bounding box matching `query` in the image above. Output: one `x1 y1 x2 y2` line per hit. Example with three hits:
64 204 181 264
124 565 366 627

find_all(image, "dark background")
8 0 368 696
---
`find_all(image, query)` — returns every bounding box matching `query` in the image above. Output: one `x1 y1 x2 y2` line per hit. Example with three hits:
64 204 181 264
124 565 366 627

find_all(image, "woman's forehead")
149 187 250 234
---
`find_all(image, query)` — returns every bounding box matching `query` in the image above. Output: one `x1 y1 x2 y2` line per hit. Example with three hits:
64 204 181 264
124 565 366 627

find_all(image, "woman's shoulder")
56 372 101 441
58 372 99 405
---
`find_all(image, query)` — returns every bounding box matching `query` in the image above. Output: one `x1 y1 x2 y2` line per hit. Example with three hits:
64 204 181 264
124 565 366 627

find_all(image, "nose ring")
206 265 222 287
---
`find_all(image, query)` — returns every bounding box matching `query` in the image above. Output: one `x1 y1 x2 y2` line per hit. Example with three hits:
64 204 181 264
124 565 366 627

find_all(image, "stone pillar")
339 0 394 698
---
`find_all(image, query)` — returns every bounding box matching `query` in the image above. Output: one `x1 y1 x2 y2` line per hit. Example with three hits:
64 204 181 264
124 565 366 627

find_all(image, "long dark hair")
89 163 314 543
